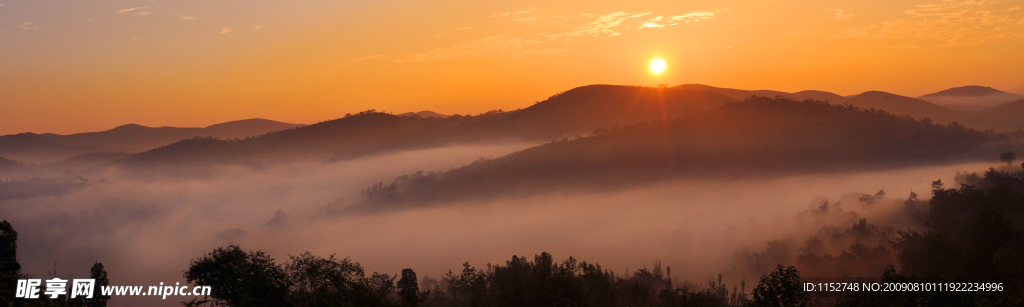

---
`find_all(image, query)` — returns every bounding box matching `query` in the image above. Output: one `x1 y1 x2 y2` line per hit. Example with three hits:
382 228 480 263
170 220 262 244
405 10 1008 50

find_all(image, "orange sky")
2 0 1023 135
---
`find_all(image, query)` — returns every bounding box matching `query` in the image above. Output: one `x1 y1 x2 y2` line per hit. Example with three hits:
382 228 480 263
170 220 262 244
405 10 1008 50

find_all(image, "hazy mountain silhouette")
398 111 449 118
34 83 1024 173
0 157 29 177
202 119 304 139
680 84 1024 131
350 96 1019 210
675 84 849 103
40 118 301 152
674 84 793 101
674 85 973 125
918 86 1024 112
0 119 299 163
107 85 735 169
0 152 131 178
791 90 848 102
503 85 733 138
968 99 1024 131
41 152 132 174
116 113 449 169
846 91 964 124
0 133 100 163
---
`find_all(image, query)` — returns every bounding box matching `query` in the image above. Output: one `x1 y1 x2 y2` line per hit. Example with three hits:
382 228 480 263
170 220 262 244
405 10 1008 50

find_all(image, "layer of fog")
928 94 1021 112
0 143 997 305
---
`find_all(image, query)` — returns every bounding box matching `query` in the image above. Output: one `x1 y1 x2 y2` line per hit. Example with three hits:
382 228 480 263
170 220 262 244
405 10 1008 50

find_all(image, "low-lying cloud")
1 136 995 306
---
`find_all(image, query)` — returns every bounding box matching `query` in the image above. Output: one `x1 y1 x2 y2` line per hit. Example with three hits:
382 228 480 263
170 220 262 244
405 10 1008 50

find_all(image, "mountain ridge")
7 83 1024 167
0 118 301 163
348 96 1020 211
78 84 1024 171
106 85 737 169
917 85 1024 112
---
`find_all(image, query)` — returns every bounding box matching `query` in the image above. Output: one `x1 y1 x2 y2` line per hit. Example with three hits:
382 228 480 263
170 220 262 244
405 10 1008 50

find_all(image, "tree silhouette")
397 268 428 306
284 251 398 307
0 220 21 306
749 265 808 307
1000 151 1016 166
87 263 111 307
184 245 291 307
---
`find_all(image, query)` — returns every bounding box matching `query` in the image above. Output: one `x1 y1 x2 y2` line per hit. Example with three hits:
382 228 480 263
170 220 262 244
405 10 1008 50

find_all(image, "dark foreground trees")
819 168 1024 306
1 220 111 307
397 268 428 306
85 263 110 307
888 169 1024 305
182 248 761 307
184 245 396 307
750 265 807 307
184 245 291 307
1 220 20 306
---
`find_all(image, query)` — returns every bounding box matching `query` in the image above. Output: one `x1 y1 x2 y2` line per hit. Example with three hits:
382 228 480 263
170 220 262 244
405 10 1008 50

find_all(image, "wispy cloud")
219 28 232 34
0 3 5 7
253 25 263 29
17 22 38 30
401 35 570 62
180 16 196 21
402 8 729 62
787 30 818 35
135 12 152 16
668 8 729 23
547 9 728 36
829 8 853 20
117 6 148 13
457 27 473 30
492 8 534 17
544 12 630 38
636 8 731 29
904 0 1000 16
640 16 666 28
836 0 1024 46
356 55 387 61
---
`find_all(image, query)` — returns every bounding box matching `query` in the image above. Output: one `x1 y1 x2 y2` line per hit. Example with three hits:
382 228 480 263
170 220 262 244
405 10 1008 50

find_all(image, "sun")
649 58 667 75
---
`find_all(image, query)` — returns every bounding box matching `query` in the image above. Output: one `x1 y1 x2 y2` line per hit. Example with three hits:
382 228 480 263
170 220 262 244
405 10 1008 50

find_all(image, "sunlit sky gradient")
2 0 1023 134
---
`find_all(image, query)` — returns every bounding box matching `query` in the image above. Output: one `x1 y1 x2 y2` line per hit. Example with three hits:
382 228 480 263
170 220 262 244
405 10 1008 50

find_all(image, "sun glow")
649 58 667 75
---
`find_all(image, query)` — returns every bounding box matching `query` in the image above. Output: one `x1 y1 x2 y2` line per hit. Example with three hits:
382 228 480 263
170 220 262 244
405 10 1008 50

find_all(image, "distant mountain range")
0 119 300 163
971 99 1024 131
398 111 449 118
674 84 1024 131
350 96 1021 210
98 84 1024 172
917 86 1024 112
106 85 735 170
3 83 1024 172
0 152 132 178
